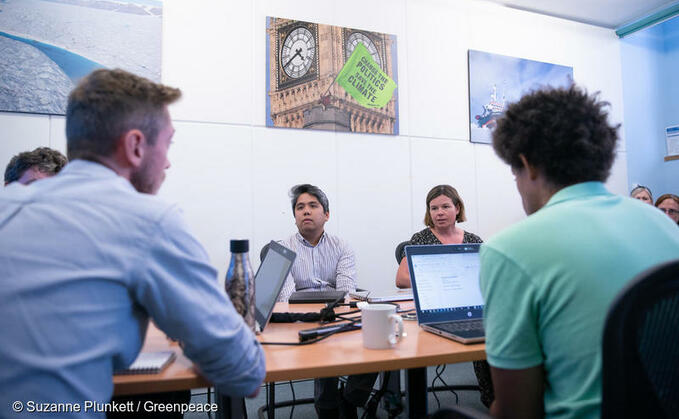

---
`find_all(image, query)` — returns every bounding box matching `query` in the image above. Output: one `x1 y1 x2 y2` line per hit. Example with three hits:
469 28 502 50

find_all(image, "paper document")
114 351 176 375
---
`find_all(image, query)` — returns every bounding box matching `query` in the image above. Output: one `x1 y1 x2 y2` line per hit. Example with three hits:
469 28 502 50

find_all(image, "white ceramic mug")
361 304 404 349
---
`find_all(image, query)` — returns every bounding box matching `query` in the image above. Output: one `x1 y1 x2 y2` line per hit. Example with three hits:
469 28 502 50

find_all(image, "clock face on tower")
281 26 315 79
345 32 382 69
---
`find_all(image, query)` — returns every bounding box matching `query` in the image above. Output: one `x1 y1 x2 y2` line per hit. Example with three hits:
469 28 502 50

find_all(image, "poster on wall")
468 50 573 144
665 125 679 160
0 0 162 115
266 17 399 135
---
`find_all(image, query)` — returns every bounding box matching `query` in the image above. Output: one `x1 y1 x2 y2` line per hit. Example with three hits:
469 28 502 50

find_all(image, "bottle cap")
230 239 249 253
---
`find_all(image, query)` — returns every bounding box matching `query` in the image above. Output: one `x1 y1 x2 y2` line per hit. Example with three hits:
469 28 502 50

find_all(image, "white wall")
0 0 628 291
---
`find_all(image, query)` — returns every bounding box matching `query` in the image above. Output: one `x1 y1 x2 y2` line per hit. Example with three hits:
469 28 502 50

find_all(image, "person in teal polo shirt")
480 86 679 419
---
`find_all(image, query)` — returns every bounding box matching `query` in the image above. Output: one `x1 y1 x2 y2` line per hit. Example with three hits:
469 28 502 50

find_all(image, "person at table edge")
0 69 265 418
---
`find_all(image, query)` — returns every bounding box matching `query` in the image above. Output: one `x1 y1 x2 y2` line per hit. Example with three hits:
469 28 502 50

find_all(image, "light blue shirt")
480 182 679 419
277 232 357 302
0 160 265 418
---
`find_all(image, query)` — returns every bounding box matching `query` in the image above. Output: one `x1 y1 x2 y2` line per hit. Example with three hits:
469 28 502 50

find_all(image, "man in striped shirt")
277 184 376 419
277 183 357 302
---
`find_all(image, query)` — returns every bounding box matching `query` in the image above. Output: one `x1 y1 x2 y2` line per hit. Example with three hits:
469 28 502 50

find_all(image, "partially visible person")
0 69 265 418
630 184 653 204
395 184 482 289
394 184 491 407
276 184 374 419
482 85 679 419
655 193 679 225
4 146 67 185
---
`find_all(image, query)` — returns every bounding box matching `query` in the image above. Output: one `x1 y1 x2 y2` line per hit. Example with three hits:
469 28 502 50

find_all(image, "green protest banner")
336 43 396 109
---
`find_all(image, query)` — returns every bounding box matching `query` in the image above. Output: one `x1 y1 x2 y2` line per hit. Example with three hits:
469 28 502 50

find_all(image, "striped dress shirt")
277 232 357 302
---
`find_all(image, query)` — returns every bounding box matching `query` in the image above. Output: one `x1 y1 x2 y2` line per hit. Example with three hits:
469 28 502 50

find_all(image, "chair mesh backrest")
394 241 408 264
637 293 679 414
602 258 679 419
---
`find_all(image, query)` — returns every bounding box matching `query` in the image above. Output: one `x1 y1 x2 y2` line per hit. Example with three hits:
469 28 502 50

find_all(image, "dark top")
398 226 491 405
399 227 483 262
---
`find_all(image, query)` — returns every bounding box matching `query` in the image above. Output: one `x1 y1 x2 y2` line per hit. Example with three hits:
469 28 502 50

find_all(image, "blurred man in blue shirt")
0 69 265 418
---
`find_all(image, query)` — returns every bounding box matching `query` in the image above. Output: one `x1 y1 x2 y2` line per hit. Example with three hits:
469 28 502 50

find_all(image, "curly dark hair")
492 85 619 187
4 147 68 184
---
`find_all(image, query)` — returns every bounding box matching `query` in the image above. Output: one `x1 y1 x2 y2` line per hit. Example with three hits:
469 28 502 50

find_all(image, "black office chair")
395 241 409 264
601 258 679 419
259 242 271 262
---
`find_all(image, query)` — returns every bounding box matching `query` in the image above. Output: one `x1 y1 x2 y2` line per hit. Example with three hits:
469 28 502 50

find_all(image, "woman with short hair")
630 185 653 204
395 185 490 406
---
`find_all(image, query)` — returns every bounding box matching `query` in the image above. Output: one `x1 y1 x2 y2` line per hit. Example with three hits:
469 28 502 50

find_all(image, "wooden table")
260 302 485 379
114 302 486 417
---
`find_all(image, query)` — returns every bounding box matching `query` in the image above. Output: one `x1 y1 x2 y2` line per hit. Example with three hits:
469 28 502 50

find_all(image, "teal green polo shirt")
480 182 679 419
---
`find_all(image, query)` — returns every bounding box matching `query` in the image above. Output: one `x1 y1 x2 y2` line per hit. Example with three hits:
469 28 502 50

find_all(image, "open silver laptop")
405 243 485 344
254 241 296 333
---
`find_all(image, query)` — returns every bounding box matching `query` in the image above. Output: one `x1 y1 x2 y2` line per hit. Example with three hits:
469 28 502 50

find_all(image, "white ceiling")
482 0 678 29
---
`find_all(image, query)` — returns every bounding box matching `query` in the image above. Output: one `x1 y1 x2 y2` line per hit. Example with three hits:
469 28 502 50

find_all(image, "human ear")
121 129 146 168
519 154 539 181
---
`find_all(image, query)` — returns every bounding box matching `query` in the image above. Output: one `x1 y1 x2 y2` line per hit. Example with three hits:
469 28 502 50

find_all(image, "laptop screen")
406 244 484 323
254 241 296 331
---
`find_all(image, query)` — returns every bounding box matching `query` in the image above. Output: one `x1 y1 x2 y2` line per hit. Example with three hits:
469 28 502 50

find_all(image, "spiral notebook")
115 351 176 375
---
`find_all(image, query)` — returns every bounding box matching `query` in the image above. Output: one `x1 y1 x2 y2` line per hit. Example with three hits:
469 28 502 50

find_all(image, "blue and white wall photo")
468 50 573 144
0 0 162 114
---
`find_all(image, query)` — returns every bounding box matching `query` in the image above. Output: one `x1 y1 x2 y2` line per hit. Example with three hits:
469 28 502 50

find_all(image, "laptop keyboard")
434 319 484 333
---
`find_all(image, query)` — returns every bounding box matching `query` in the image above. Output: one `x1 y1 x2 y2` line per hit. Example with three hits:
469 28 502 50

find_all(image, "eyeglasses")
659 208 679 216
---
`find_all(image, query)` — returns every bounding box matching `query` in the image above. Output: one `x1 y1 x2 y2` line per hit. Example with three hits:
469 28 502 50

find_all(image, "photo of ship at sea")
468 50 573 144
0 0 162 115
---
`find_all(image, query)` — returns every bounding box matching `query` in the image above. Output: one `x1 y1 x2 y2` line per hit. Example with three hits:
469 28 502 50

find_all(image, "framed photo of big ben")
266 17 399 135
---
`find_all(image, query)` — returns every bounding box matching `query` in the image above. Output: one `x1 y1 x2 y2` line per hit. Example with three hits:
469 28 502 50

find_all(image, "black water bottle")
225 239 255 331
